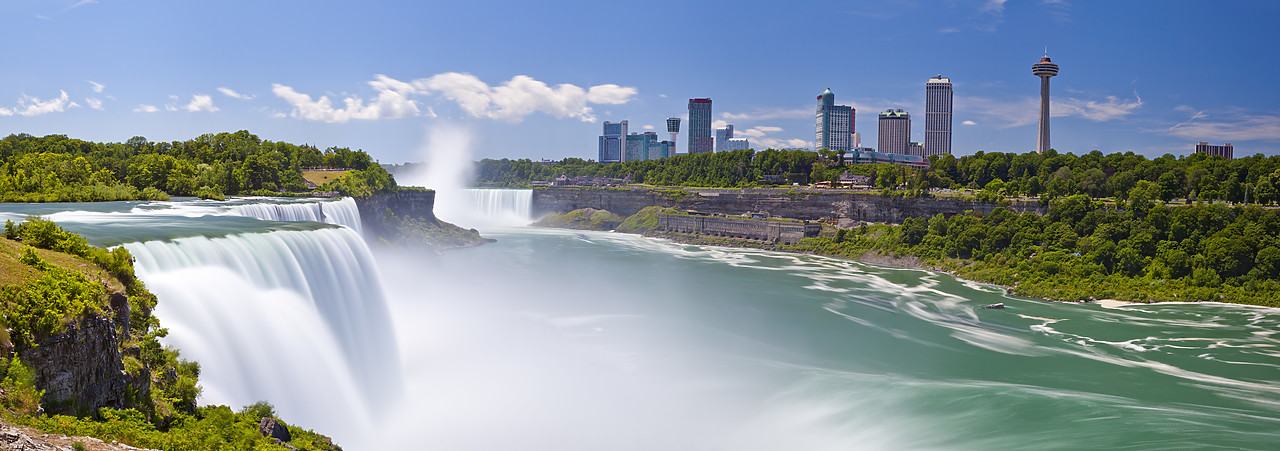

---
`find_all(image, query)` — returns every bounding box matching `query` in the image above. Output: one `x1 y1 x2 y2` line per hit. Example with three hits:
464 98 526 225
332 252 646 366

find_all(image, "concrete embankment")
531 187 1044 225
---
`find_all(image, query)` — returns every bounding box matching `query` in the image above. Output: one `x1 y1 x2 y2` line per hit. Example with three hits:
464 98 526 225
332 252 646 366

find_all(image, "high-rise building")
687 98 713 154
715 124 735 152
598 120 627 163
666 117 681 153
1195 142 1234 159
925 75 953 156
625 132 659 162
1033 53 1060 154
648 140 675 160
908 141 924 157
815 88 855 151
877 109 911 155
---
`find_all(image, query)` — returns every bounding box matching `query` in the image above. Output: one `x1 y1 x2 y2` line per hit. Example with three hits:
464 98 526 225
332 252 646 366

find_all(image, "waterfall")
228 197 364 233
123 227 399 436
436 189 532 229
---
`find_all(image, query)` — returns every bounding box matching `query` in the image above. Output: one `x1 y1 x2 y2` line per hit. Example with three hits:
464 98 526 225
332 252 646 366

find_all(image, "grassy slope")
301 170 350 187
0 238 125 294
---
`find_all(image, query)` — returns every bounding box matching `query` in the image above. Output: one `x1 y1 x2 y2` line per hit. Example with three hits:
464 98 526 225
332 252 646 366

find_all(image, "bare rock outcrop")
23 311 147 416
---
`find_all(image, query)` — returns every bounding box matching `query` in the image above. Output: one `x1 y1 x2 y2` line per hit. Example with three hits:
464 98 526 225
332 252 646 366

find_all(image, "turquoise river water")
3 192 1279 450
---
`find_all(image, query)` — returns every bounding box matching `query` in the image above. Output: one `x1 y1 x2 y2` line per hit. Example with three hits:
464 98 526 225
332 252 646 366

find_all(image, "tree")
1079 168 1108 199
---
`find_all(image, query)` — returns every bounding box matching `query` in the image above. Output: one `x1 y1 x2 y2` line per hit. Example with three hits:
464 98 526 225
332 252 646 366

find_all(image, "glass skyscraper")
924 75 953 156
687 98 713 154
815 88 854 152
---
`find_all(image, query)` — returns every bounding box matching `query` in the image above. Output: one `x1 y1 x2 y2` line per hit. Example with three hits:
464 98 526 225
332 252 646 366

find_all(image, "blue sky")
2 0 1278 164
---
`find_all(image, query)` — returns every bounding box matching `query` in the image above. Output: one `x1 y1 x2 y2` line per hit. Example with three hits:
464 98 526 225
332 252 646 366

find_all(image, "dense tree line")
0 131 394 201
470 148 1280 206
796 197 1280 306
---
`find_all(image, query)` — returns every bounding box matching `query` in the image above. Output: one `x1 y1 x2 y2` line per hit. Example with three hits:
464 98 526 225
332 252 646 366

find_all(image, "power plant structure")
1033 52 1060 154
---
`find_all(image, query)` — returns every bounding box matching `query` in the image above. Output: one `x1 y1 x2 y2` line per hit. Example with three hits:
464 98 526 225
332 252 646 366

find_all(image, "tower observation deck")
1033 55 1059 154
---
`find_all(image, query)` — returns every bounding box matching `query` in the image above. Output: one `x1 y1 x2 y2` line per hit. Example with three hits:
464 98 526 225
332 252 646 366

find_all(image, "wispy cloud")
87 80 104 93
84 97 104 110
721 108 811 122
217 87 254 100
63 0 98 12
958 92 1143 128
0 91 79 116
272 73 638 123
962 120 977 125
1161 109 1280 142
134 104 159 113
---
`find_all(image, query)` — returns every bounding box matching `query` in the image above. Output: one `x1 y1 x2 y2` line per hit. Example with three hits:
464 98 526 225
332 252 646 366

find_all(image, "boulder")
259 417 292 443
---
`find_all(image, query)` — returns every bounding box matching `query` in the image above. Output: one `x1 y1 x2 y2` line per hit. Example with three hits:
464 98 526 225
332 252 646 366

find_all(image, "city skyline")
1 1 1278 164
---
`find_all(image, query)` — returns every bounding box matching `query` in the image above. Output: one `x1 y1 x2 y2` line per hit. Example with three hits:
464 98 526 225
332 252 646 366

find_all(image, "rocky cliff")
531 187 1045 225
353 189 491 250
353 189 438 238
23 302 147 416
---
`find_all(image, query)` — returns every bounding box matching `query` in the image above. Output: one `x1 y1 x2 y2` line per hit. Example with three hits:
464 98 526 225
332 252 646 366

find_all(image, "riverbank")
538 206 1280 307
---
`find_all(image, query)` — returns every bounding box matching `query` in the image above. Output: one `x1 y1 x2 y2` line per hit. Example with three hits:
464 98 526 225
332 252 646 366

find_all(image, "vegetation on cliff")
532 208 624 231
0 218 337 450
782 197 1280 307
0 131 396 201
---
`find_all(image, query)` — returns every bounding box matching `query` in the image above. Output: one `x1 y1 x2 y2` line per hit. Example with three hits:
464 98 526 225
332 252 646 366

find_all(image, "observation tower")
666 117 681 152
1032 52 1059 154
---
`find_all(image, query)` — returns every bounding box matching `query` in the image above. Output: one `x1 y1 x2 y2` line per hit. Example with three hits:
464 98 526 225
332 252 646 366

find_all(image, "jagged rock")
24 313 147 416
259 417 292 443
1 420 159 451
982 302 1005 309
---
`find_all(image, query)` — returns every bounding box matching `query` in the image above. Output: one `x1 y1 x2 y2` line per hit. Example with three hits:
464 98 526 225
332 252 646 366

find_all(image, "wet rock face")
354 190 438 239
24 312 146 416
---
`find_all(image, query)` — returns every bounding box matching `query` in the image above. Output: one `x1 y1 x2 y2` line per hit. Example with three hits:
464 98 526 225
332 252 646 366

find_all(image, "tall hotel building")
598 120 627 163
1195 142 1234 159
815 88 855 151
924 75 953 156
687 98 714 154
877 109 911 155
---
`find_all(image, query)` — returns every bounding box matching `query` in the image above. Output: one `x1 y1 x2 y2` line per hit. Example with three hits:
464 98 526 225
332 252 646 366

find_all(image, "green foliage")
784 202 1280 307
1 357 43 416
614 206 676 234
318 167 396 198
0 131 394 202
534 208 624 231
2 253 106 342
21 405 337 450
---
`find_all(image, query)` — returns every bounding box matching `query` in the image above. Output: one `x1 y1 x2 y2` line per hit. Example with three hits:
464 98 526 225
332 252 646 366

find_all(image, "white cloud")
1054 92 1142 121
0 90 79 116
272 75 420 123
134 104 159 113
87 80 104 93
85 97 104 110
185 94 219 112
587 84 638 104
711 120 729 129
218 87 254 100
272 73 636 123
642 125 654 130
962 120 977 125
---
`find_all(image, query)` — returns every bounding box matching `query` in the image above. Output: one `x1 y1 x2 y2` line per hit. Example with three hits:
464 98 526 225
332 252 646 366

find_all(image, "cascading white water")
437 189 533 229
123 227 400 437
228 197 364 234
